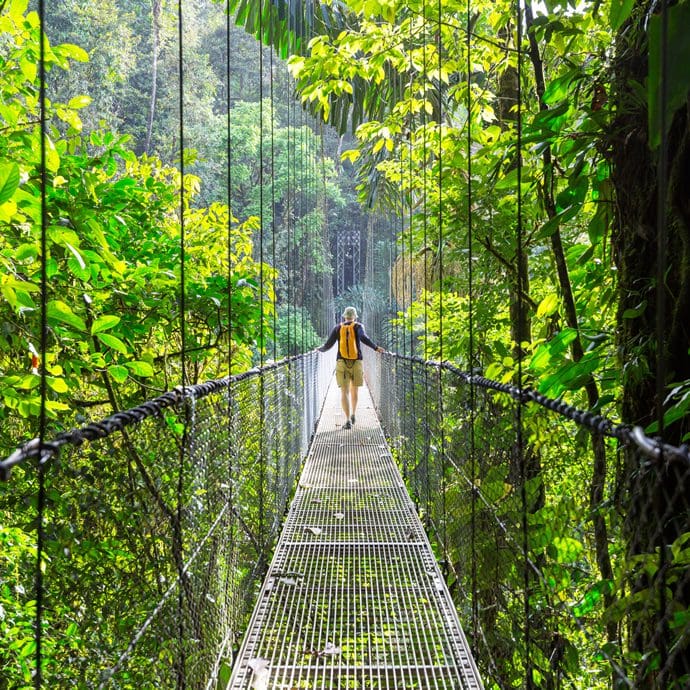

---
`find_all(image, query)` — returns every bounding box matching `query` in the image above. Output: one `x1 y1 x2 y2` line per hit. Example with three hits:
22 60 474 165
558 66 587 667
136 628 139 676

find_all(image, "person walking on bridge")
318 306 385 429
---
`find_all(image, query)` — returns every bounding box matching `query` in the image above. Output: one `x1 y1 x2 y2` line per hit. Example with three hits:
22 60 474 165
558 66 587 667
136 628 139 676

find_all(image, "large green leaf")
91 315 121 335
609 0 635 32
0 161 20 204
96 333 129 355
47 300 87 332
125 360 154 377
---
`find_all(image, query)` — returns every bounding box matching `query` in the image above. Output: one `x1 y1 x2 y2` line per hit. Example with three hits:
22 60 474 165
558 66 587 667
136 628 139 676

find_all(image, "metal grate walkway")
229 379 484 689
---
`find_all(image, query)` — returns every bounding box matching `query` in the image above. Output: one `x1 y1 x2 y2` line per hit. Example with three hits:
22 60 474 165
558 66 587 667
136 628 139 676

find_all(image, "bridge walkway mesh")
229 378 484 689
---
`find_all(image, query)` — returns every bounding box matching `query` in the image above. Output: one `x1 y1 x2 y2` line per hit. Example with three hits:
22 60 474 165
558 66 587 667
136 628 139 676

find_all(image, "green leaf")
536 294 559 319
0 162 20 204
107 365 129 383
549 536 584 563
125 360 154 377
96 333 129 355
47 300 86 332
648 3 690 150
540 354 600 396
573 580 613 617
609 0 635 31
64 242 86 269
15 244 38 261
45 400 70 413
622 300 647 319
536 214 561 240
45 135 60 173
68 95 92 109
57 43 89 62
91 315 121 335
46 377 69 393
542 69 578 106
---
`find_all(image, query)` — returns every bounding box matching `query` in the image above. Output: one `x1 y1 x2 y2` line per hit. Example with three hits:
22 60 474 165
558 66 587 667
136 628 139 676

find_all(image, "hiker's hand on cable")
376 346 385 353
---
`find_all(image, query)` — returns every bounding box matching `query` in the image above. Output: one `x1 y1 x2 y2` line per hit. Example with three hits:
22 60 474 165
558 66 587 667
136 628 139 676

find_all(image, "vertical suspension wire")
285 63 293 354
655 4 669 437
224 0 238 652
319 122 329 337
436 0 448 571
655 0 670 672
307 114 313 350
398 68 407 358
514 0 531 685
407 57 415 358
465 0 479 647
258 32 265 369
407 19 418 485
35 0 48 684
270 46 277 361
390 214 398 356
175 0 188 685
290 91 297 351
226 1 234 377
421 0 431 523
422 3 430 365
257 17 266 548
299 108 306 351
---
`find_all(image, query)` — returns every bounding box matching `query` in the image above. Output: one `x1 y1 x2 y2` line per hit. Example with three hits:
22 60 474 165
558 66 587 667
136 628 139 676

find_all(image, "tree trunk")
145 0 162 154
524 6 617 668
609 3 690 685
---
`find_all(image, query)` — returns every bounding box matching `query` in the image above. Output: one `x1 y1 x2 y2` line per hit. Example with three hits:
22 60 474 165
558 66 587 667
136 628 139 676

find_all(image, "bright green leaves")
0 1 270 443
106 360 153 383
608 0 635 32
648 2 690 150
536 294 560 319
542 68 580 107
0 162 19 204
0 274 39 312
47 300 87 332
107 364 129 383
125 360 153 377
53 43 89 64
572 579 614 618
90 315 121 335
96 333 129 355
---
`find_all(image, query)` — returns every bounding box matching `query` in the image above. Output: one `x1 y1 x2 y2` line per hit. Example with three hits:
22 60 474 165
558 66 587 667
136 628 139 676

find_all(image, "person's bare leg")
350 383 358 422
340 385 350 420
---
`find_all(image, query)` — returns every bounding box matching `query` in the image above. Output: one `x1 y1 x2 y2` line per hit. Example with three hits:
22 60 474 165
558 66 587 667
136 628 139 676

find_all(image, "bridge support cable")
229 375 483 689
0 352 334 687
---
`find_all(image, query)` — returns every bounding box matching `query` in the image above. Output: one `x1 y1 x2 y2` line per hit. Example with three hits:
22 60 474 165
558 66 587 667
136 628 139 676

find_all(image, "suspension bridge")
2 0 690 687
2 344 690 688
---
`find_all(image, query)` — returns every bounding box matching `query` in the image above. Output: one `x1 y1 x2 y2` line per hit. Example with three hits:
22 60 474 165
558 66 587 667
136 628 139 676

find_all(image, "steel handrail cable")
366 350 637 687
0 353 313 480
381 351 690 465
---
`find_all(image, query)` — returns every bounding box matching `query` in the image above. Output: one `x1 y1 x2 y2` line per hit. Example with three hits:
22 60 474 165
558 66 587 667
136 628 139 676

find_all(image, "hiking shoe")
350 414 356 425
342 420 352 430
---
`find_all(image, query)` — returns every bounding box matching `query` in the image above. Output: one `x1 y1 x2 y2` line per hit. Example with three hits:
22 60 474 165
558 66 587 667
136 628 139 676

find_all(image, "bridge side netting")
365 351 690 690
0 351 333 688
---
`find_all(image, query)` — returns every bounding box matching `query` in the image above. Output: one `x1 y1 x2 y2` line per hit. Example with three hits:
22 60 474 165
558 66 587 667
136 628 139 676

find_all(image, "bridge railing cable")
366 350 690 689
0 349 334 688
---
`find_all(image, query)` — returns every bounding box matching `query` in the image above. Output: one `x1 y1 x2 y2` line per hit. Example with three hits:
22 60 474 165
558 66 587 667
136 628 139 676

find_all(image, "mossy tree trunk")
609 4 690 685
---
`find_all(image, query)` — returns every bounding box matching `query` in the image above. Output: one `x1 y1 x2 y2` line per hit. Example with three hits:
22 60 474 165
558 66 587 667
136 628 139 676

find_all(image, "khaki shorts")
336 358 363 387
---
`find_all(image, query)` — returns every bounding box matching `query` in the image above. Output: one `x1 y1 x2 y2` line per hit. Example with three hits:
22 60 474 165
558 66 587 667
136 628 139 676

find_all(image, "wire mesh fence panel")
0 351 334 689
366 352 690 690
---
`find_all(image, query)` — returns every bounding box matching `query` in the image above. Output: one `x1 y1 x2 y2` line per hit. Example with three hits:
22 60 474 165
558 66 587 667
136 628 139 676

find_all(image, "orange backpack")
339 322 359 360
